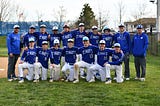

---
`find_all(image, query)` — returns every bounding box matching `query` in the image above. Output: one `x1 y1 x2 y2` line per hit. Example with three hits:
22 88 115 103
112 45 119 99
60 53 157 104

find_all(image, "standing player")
73 36 98 83
102 26 114 48
7 25 21 81
61 24 72 48
49 26 62 48
88 26 101 46
18 38 37 83
87 40 111 82
61 39 78 82
35 24 50 48
132 24 149 81
23 25 37 49
114 24 131 80
105 43 124 84
49 39 63 82
33 41 50 82
71 23 87 78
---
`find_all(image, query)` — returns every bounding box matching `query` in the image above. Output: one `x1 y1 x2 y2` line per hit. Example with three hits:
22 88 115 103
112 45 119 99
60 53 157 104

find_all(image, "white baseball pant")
74 61 93 81
18 62 34 80
105 64 123 83
49 64 60 80
87 64 106 82
34 62 48 80
61 63 74 81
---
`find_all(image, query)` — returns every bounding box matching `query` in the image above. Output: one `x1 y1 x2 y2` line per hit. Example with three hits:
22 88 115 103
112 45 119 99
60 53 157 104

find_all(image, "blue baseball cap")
83 36 89 41
136 24 143 29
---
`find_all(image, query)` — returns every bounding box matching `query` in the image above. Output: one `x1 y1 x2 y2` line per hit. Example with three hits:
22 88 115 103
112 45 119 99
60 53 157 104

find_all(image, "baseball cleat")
88 79 95 83
125 78 130 81
105 80 112 84
113 77 116 81
19 79 24 83
8 79 13 82
13 77 18 81
49 79 53 82
73 79 79 83
33 79 39 83
140 78 145 82
80 75 86 79
135 77 140 80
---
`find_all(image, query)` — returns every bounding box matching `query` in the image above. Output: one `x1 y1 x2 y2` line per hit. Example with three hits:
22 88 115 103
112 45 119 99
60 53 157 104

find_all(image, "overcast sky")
13 0 156 28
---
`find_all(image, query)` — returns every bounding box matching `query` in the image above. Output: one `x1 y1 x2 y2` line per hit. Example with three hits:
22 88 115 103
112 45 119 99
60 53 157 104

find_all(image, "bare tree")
36 10 44 22
14 4 27 22
116 0 125 24
0 0 12 21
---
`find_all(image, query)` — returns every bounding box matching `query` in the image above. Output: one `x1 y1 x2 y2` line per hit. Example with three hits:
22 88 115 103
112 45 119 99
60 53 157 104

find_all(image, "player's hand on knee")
19 60 24 64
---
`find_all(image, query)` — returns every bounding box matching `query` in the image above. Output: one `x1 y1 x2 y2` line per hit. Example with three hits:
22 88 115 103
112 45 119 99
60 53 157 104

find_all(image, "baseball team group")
6 22 149 84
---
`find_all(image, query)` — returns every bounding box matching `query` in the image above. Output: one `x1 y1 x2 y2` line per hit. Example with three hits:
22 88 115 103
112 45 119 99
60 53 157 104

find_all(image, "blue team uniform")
109 50 124 65
35 32 49 47
50 48 63 65
114 31 131 53
61 32 72 47
62 47 78 65
78 45 98 64
72 30 87 47
88 32 101 46
97 49 112 67
37 48 50 69
49 33 62 48
21 48 37 64
23 33 37 47
102 34 114 48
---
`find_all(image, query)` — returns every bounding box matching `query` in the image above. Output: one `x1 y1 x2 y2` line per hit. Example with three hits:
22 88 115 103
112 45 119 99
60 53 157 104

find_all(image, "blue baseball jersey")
21 48 37 64
49 33 62 48
97 49 112 67
102 34 114 48
114 31 131 53
23 33 37 47
88 32 101 46
62 47 78 65
72 30 87 47
61 32 72 47
7 32 21 54
50 48 63 65
35 32 49 47
108 50 124 65
37 48 50 69
78 45 98 64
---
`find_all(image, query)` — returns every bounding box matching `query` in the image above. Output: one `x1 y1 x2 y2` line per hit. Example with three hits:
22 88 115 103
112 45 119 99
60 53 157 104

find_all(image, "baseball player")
33 41 50 82
88 26 101 46
23 25 37 49
71 23 87 78
18 38 37 83
35 24 50 47
61 39 78 82
87 40 112 82
114 24 131 80
132 24 149 81
105 43 124 84
49 26 62 48
49 39 63 82
102 26 114 48
73 36 98 83
61 24 73 47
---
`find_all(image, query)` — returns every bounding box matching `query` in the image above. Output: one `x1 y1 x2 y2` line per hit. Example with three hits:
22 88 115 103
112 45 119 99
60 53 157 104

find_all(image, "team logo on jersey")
82 49 93 54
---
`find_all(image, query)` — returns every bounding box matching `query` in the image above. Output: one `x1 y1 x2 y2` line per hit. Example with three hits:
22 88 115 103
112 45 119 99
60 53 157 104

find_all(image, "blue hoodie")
114 31 131 53
132 32 149 57
7 32 21 54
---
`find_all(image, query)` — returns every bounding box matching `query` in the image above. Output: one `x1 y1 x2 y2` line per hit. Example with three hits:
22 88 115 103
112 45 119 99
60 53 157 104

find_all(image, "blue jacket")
114 31 131 53
7 32 21 54
132 32 149 57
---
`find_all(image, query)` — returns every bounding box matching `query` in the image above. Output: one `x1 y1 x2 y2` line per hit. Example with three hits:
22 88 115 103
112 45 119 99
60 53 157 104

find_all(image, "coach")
7 25 21 81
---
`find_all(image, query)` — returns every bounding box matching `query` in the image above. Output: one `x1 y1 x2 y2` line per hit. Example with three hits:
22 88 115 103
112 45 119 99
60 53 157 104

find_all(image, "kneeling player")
33 41 50 82
87 40 111 82
73 36 98 83
49 39 62 82
105 43 124 84
18 38 37 83
61 39 78 82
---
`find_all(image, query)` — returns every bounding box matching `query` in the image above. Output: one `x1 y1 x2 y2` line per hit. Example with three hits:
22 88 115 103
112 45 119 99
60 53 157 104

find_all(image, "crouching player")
18 38 37 83
49 39 62 82
73 36 98 83
61 39 78 82
87 40 111 83
33 41 50 82
105 43 124 84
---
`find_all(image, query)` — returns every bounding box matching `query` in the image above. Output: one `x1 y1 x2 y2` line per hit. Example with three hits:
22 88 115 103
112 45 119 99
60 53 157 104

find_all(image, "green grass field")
0 55 159 106
0 36 8 57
